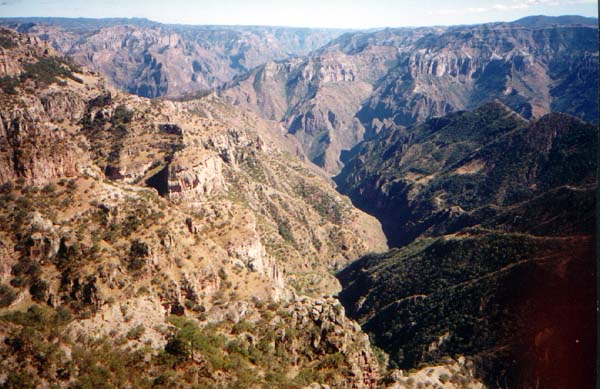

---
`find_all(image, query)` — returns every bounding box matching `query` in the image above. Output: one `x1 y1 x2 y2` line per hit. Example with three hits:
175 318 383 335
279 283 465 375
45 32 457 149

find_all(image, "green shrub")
66 179 78 191
128 240 149 271
4 371 37 388
121 214 142 236
231 320 255 335
111 105 134 124
317 352 345 369
88 92 112 108
42 183 57 194
1 304 46 327
0 284 17 307
0 76 19 94
0 181 14 193
126 324 146 340
278 221 293 242
29 278 49 302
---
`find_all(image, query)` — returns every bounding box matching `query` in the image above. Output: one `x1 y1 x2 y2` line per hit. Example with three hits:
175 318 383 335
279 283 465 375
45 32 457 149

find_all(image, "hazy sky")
0 0 597 28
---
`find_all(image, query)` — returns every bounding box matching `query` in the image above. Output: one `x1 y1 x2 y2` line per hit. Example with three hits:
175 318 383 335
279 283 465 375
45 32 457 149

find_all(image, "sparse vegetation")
0 35 17 49
21 56 83 85
294 181 345 223
126 324 146 340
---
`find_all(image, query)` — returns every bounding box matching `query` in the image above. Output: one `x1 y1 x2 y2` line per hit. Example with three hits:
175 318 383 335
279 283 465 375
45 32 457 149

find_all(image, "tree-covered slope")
335 102 597 388
338 232 595 388
336 102 597 246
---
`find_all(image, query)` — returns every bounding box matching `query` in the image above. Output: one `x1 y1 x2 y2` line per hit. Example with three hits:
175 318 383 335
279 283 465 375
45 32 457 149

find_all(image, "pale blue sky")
0 0 597 28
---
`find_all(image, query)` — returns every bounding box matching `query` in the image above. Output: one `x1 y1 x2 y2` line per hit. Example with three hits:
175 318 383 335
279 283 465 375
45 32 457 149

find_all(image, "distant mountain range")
0 17 348 98
0 16 597 174
513 14 598 27
221 16 598 172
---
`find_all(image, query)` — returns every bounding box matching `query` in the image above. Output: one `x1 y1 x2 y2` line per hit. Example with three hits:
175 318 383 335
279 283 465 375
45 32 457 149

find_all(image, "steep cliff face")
6 17 595 176
221 18 598 173
335 103 597 388
359 23 599 134
0 18 347 98
0 28 385 388
220 44 400 173
0 29 94 186
277 296 381 387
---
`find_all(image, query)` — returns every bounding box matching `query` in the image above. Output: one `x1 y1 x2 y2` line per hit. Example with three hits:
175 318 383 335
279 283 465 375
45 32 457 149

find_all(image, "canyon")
0 14 597 389
3 17 597 174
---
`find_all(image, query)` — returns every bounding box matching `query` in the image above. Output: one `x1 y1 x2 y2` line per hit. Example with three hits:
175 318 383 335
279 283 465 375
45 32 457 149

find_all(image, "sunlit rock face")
222 19 598 173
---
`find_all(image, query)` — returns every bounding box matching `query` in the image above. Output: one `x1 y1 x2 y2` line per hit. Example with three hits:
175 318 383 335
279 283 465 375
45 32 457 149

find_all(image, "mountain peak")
475 99 519 114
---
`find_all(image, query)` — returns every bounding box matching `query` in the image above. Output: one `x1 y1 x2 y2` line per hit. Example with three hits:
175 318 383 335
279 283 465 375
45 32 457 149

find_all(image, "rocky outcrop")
0 31 94 185
0 234 17 284
285 297 381 388
227 232 267 273
40 89 87 122
202 127 265 166
0 47 21 77
0 28 51 77
0 97 84 186
68 296 170 348
23 212 61 261
167 150 226 202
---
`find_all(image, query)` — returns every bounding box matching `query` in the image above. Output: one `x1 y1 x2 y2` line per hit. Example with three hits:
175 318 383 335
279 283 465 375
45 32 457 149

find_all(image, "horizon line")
0 14 597 31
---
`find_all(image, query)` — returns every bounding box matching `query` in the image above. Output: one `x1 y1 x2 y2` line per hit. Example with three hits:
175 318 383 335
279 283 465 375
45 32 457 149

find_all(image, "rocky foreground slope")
221 16 598 173
0 27 397 388
335 102 597 388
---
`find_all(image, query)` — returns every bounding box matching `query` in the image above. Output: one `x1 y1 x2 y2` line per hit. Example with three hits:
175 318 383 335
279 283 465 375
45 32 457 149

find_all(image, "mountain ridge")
2 16 596 175
513 14 598 27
